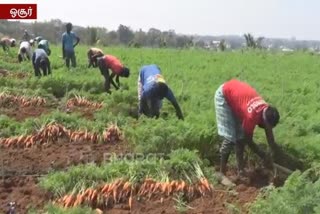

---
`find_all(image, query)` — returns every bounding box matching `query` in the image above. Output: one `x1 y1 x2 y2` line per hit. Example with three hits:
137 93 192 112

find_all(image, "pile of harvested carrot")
56 177 213 210
69 130 100 143
103 124 123 144
66 95 103 109
0 123 122 148
0 92 46 107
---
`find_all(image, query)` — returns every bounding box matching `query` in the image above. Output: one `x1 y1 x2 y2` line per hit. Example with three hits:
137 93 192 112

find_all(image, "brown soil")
0 104 267 213
0 106 51 121
0 140 131 214
0 140 131 175
0 176 50 214
65 106 98 120
0 69 29 79
94 182 259 214
0 137 264 214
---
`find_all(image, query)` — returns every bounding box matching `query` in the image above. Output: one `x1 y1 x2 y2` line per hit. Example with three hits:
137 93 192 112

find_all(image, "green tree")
88 27 98 45
117 24 134 45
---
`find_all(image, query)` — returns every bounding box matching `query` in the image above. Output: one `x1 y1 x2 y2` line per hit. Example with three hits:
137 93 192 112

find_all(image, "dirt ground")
0 174 260 214
0 104 99 121
66 106 97 120
0 140 132 213
0 106 51 121
0 137 263 214
0 69 30 79
0 130 265 214
0 98 264 214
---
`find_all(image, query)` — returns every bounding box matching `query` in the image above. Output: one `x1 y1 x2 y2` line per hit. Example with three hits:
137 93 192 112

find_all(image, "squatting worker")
138 64 184 120
214 79 280 177
87 47 104 68
96 54 130 93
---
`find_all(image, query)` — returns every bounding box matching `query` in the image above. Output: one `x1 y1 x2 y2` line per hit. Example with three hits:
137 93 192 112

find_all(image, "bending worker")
214 79 280 178
97 54 130 93
138 64 183 120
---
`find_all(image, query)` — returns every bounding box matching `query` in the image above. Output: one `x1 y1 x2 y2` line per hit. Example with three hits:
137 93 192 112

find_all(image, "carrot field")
0 45 319 213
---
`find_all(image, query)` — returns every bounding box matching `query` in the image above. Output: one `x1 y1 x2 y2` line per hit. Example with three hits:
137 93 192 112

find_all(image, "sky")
4 0 320 40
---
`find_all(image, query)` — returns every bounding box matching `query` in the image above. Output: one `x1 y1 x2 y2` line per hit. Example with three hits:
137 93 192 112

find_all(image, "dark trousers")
140 97 162 118
65 50 76 68
33 57 50 77
98 59 110 92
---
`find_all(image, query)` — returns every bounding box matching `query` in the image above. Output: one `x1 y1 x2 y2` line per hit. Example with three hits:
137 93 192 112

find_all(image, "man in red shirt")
214 79 280 177
97 55 130 93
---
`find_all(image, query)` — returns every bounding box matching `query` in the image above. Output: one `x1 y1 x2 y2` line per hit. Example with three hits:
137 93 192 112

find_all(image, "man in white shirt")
18 41 33 63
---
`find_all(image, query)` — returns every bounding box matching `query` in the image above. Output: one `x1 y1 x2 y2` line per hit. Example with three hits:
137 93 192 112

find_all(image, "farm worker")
18 41 32 63
0 37 16 52
62 22 80 69
96 55 130 93
87 47 104 68
29 39 35 47
35 36 51 56
22 29 31 41
32 48 51 77
35 36 43 42
138 64 184 120
214 79 280 177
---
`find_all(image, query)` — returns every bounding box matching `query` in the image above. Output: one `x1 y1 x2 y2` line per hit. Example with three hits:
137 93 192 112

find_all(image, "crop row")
0 122 122 148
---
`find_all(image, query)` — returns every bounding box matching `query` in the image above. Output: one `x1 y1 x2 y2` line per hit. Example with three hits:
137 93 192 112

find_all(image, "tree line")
1 19 320 51
0 19 194 48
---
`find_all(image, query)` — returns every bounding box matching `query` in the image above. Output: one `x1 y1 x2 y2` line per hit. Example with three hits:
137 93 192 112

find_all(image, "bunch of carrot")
56 177 213 210
0 123 122 148
0 134 38 148
103 124 122 144
69 130 100 143
66 96 103 109
0 92 46 107
38 123 70 142
0 123 68 148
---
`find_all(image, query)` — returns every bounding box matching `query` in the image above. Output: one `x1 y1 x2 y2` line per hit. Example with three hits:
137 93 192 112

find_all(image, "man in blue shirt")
138 64 183 120
62 22 80 69
32 48 51 77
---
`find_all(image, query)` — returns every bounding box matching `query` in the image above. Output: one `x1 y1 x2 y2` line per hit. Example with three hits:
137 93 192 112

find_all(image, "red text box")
0 4 37 19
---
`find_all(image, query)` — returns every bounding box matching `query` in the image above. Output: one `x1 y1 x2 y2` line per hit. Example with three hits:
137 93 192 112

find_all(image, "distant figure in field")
138 64 184 120
18 41 32 63
35 36 51 56
29 39 35 47
97 55 130 93
0 37 16 52
32 48 51 77
62 22 80 69
22 29 31 41
214 79 280 178
87 47 104 68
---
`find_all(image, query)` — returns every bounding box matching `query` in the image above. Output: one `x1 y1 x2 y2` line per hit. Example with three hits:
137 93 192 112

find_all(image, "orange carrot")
129 195 133 210
65 195 75 207
201 178 211 192
101 184 110 193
